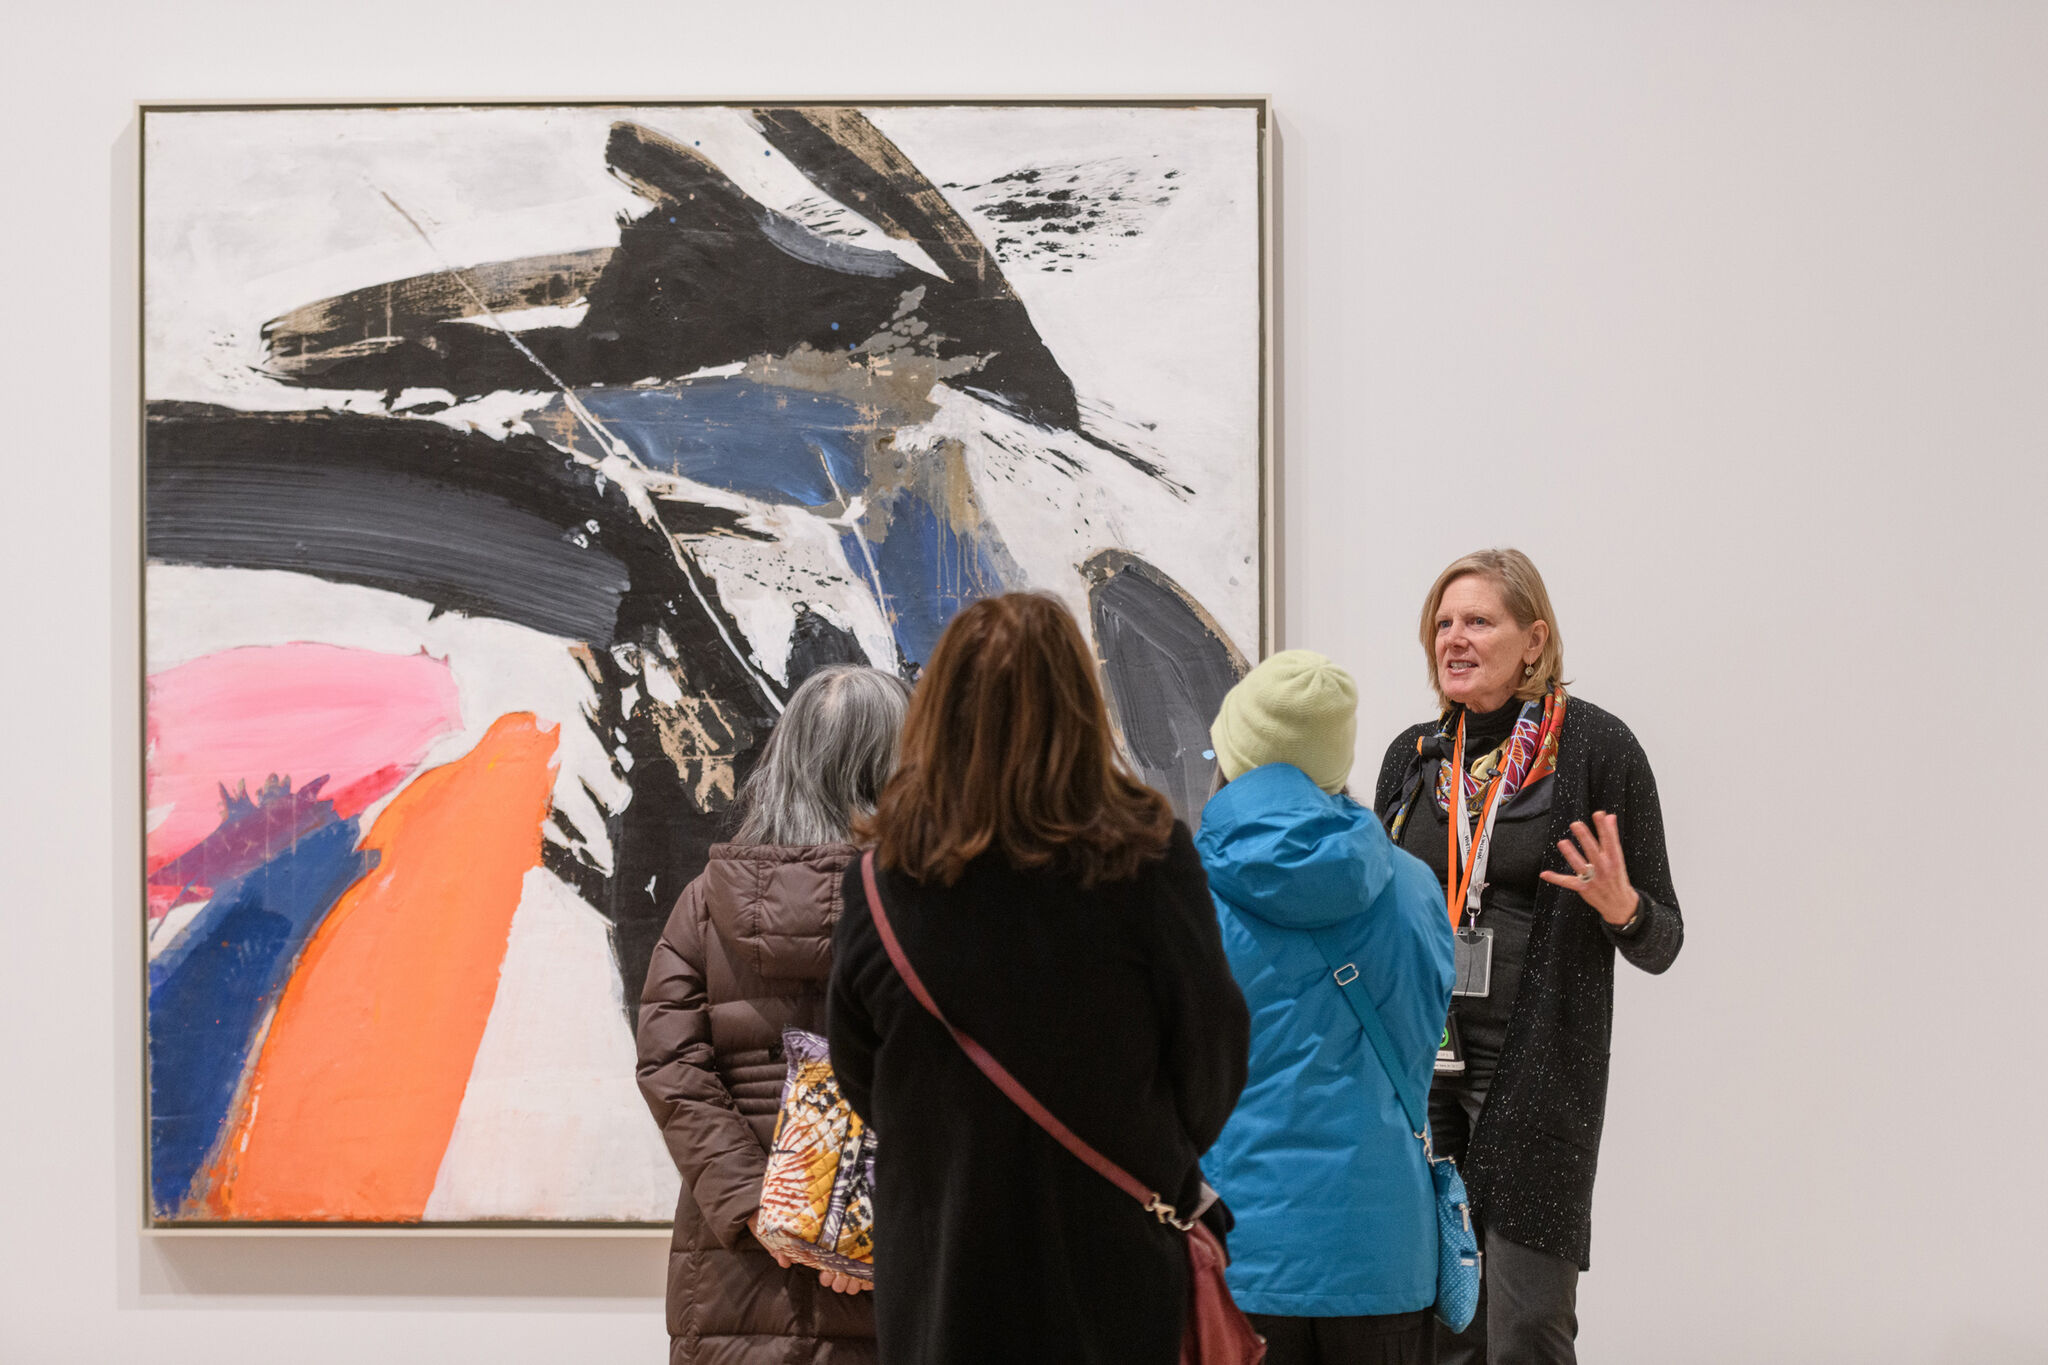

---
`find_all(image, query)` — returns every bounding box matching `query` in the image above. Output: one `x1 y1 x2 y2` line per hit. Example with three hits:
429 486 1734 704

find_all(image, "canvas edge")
135 104 155 1239
1255 97 1278 657
134 94 1274 112
131 94 1277 1234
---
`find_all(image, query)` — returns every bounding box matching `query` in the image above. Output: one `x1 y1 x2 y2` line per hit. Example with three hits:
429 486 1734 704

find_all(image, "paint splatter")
942 159 1185 271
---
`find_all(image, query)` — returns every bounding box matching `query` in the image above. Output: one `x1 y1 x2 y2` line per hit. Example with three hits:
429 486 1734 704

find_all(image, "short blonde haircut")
1419 548 1565 711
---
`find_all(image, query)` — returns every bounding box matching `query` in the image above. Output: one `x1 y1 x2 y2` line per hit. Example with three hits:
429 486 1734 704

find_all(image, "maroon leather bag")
861 851 1266 1365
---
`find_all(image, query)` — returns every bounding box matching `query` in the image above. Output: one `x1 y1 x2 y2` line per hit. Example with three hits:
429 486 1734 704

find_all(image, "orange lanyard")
1444 714 1506 930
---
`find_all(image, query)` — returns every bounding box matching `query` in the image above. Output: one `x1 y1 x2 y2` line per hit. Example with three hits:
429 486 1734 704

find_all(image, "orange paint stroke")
211 713 559 1221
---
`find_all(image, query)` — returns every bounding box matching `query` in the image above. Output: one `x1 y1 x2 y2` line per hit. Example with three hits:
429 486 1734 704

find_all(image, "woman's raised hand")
1540 810 1641 927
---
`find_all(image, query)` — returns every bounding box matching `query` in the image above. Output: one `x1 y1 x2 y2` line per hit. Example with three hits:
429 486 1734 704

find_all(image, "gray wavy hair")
732 663 912 846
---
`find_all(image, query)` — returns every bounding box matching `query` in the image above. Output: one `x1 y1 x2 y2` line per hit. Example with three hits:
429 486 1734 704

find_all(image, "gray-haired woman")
636 664 910 1365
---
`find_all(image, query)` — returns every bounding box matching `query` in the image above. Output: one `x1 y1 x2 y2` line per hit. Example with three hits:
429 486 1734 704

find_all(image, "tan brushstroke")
753 110 1012 295
647 691 751 810
735 332 993 547
746 339 980 436
261 248 613 372
567 643 604 686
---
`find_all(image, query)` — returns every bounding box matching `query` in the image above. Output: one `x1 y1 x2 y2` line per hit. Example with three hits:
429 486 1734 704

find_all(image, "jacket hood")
699 841 857 980
1194 763 1394 929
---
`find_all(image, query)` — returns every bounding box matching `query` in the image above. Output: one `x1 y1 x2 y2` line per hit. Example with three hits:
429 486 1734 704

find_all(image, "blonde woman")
1375 549 1683 1365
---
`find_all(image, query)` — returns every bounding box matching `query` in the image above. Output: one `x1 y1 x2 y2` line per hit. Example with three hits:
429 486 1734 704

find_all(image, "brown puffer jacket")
636 842 877 1365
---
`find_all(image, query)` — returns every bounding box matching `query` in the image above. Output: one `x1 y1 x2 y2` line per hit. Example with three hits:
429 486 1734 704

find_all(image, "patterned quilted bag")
753 1028 877 1280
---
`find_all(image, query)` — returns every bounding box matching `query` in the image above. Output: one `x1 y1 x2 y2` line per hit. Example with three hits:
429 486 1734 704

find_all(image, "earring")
1523 664 1536 678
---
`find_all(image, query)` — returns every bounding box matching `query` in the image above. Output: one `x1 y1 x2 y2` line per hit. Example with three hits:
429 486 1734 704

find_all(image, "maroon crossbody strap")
859 849 1169 1217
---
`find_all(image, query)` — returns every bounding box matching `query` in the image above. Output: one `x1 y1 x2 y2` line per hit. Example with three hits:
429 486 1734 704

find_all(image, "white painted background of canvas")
4 4 2046 1363
144 104 1264 657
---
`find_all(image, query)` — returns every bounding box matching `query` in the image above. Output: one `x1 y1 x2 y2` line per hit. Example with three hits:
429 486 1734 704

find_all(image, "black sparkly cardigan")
1374 696 1683 1270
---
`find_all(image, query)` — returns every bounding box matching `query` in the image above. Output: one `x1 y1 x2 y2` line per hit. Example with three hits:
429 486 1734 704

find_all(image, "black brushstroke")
259 125 917 399
786 604 871 687
1084 550 1247 825
746 108 1083 435
256 116 1181 488
146 401 783 1009
557 654 768 1027
258 120 1071 433
144 403 771 645
148 404 643 643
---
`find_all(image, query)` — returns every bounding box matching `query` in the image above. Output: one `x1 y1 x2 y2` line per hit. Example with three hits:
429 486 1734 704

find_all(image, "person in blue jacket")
1197 650 1456 1365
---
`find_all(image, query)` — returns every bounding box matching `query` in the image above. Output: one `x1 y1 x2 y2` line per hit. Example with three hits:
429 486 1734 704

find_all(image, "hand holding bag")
1307 926 1482 1333
753 1027 878 1280
860 851 1265 1365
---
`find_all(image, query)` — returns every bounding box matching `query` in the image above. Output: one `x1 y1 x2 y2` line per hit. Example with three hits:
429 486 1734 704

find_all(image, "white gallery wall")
3 2 2043 1361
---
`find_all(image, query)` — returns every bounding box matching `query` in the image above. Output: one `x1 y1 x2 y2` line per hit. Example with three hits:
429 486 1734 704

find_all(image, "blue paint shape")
150 774 341 926
830 322 840 331
147 817 375 1215
847 487 1014 666
561 378 1019 669
569 380 871 505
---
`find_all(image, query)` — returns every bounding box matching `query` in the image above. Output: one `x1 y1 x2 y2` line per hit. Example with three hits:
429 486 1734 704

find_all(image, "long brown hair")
865 592 1174 888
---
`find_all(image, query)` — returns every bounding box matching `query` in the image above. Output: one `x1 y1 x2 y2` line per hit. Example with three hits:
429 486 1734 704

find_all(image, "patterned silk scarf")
1391 685 1568 840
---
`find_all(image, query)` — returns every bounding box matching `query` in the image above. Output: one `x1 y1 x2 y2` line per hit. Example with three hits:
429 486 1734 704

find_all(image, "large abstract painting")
141 102 1267 1225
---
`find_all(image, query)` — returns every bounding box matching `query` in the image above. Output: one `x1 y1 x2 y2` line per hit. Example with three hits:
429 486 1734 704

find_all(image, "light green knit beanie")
1209 649 1358 794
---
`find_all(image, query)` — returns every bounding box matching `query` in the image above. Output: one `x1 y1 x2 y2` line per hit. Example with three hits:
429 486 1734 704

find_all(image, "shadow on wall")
139 1234 668 1299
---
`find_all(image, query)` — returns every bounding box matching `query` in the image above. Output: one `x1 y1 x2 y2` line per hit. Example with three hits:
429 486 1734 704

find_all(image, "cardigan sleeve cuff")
1603 892 1680 973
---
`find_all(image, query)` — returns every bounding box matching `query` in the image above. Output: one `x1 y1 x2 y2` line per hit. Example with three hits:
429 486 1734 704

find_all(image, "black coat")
827 821 1250 1365
1375 697 1683 1270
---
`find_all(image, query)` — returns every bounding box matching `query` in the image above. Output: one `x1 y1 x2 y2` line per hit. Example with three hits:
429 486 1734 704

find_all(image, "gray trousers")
1434 1227 1579 1365
1430 1087 1580 1365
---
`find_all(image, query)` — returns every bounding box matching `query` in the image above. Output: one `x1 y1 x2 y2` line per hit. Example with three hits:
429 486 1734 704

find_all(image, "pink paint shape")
147 644 463 881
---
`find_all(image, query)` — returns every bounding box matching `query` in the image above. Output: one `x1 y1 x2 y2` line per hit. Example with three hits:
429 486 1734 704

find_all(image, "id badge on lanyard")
1436 1011 1467 1076
1447 716 1505 999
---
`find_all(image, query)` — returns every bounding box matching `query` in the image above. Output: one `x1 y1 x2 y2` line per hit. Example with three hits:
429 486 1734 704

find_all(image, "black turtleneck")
1456 694 1525 756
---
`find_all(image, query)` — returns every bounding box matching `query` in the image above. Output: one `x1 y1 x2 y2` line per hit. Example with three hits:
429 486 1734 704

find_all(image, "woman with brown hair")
826 592 1251 1365
1374 548 1684 1365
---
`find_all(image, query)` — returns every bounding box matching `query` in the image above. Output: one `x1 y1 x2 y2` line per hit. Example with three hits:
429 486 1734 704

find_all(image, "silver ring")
1576 867 1595 883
